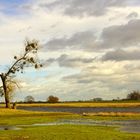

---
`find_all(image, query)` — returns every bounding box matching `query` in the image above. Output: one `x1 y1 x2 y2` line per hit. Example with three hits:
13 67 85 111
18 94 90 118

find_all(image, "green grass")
0 108 139 140
0 108 139 125
0 125 140 140
0 108 79 125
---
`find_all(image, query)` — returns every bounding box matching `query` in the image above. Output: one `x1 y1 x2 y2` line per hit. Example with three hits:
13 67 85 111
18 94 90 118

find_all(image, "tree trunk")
4 87 11 108
0 74 11 108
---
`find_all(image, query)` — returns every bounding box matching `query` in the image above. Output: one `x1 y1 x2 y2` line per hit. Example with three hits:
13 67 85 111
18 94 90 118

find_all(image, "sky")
0 0 140 101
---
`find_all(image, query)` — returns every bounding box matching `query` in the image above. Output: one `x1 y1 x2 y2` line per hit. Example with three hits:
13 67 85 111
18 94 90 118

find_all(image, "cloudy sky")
0 0 140 101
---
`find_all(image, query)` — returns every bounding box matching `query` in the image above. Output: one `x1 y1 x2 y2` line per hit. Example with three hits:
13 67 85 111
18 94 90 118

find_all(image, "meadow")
0 106 139 140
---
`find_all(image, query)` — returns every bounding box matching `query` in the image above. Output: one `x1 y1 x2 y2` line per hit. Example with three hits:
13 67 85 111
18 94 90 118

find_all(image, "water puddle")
0 125 21 130
0 119 140 133
31 119 140 133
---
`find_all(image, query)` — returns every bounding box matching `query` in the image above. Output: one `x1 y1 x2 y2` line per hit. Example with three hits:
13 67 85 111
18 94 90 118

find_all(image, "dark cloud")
41 0 140 17
102 49 140 61
61 69 122 86
57 54 94 67
62 73 92 84
45 58 56 66
99 19 140 49
126 12 138 19
44 54 95 68
44 31 95 51
43 19 140 52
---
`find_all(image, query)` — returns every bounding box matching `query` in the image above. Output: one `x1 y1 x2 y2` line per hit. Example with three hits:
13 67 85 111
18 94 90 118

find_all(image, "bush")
127 91 140 100
47 95 59 103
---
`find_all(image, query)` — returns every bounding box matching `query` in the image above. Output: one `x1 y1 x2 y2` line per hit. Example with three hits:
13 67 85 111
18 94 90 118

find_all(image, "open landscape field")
1 0 140 139
0 105 139 140
17 101 140 108
15 102 140 114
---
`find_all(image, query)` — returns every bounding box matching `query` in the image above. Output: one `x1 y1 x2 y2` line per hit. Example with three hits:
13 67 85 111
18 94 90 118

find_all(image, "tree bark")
0 74 11 108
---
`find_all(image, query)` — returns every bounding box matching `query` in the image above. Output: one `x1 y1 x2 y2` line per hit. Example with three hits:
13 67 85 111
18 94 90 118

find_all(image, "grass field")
0 125 140 140
0 108 139 140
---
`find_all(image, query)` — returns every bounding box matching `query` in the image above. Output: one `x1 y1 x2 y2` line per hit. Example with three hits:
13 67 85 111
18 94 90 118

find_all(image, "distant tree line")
112 90 140 101
24 95 59 103
126 90 140 100
23 90 140 104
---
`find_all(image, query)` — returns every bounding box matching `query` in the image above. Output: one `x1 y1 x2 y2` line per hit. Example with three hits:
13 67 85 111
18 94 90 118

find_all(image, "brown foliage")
127 90 140 100
47 95 59 103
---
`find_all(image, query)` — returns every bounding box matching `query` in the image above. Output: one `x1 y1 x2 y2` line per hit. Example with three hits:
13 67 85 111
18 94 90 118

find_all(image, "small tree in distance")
127 90 140 100
24 95 35 103
47 95 59 103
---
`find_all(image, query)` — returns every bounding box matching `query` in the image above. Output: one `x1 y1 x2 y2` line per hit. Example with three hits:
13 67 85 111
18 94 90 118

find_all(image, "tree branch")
6 80 20 89
5 52 28 77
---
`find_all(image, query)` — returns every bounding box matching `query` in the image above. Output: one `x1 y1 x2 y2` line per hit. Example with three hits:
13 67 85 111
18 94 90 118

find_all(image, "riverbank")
0 108 139 140
16 102 140 108
17 106 140 114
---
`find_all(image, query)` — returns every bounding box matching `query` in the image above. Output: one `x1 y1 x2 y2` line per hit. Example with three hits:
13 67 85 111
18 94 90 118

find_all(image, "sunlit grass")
0 108 139 139
0 108 73 116
0 125 140 140
0 108 139 125
83 112 140 117
16 102 140 107
0 108 78 125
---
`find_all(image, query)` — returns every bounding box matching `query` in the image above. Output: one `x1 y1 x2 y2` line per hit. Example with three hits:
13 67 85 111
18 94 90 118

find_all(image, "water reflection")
0 119 139 133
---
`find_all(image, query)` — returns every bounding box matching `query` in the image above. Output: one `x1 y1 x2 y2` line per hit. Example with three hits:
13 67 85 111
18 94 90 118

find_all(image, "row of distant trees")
90 91 140 102
24 95 59 103
112 91 140 101
24 90 140 103
126 90 140 100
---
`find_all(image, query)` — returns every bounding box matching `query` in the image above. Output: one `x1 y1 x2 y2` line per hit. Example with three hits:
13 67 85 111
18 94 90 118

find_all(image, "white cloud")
0 0 140 101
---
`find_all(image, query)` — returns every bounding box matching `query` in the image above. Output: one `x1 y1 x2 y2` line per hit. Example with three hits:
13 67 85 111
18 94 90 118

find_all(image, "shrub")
127 90 140 100
47 95 59 103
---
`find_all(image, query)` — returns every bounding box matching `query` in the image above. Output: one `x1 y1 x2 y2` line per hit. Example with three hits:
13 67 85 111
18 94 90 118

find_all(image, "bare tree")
0 39 42 108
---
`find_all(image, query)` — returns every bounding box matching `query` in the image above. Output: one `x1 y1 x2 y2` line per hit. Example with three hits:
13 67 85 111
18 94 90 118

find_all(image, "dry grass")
83 112 140 117
16 102 140 107
0 108 73 117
